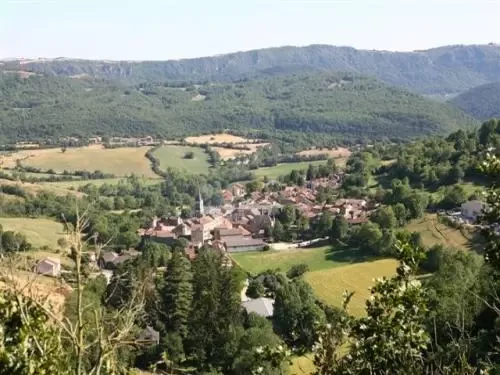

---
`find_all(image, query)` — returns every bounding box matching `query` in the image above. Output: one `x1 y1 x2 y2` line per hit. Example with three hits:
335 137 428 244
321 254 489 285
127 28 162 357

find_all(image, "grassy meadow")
253 160 329 180
22 146 158 178
404 213 477 251
231 245 369 275
152 145 211 174
304 259 398 316
0 217 65 248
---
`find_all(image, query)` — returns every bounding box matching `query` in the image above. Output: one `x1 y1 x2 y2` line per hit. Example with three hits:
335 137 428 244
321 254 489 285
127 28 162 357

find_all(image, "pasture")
404 213 475 251
304 259 398 316
0 178 85 197
253 160 329 180
42 177 162 189
21 145 158 178
152 145 211 174
0 217 65 249
231 245 368 275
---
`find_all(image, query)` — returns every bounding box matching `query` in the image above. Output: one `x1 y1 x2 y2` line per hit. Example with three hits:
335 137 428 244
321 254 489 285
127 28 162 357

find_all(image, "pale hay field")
185 133 250 144
17 145 158 178
297 146 351 158
304 259 398 317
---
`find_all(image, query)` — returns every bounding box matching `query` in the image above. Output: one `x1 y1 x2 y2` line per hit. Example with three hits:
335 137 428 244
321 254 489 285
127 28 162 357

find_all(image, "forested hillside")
0 72 477 142
5 44 500 95
449 82 500 120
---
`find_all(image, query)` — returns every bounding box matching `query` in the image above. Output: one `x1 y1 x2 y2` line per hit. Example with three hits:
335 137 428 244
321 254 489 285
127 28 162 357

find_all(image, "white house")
35 258 61 277
461 200 485 222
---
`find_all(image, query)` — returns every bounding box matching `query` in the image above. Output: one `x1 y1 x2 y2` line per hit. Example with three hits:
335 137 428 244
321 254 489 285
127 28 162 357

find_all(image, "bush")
286 263 309 279
184 151 195 159
246 279 265 299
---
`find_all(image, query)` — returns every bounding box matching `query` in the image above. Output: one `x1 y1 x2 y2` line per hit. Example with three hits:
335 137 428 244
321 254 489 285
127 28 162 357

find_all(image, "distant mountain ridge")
3 44 500 95
0 72 477 142
449 82 500 120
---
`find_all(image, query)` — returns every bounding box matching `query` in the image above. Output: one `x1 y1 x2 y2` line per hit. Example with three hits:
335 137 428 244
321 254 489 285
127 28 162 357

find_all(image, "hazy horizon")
2 0 499 61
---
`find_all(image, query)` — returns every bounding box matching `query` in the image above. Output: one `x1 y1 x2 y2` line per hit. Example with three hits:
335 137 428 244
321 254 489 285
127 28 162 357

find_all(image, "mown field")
231 245 367 275
304 259 398 317
22 145 158 178
0 217 65 248
152 145 211 174
253 160 331 180
404 213 476 251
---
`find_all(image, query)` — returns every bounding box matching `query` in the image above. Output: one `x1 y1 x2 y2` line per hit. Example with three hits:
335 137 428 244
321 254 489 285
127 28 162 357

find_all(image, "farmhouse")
35 257 61 277
461 200 485 222
242 297 275 318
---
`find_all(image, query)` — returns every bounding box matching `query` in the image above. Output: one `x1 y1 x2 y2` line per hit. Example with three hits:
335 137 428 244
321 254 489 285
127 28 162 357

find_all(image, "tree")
162 250 193 339
330 215 348 241
286 264 309 279
404 192 428 219
274 279 325 350
316 211 333 237
440 184 467 209
392 203 407 226
314 240 430 374
0 290 71 375
246 279 265 299
353 222 383 255
272 220 285 242
297 215 310 233
188 249 245 370
371 205 397 230
306 164 316 181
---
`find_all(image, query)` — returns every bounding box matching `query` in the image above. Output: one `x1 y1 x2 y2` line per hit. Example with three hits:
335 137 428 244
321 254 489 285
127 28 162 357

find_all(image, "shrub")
184 151 195 159
286 263 309 279
246 279 265 299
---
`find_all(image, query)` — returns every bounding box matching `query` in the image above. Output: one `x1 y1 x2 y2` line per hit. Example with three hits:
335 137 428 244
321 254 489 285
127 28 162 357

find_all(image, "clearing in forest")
152 145 211 174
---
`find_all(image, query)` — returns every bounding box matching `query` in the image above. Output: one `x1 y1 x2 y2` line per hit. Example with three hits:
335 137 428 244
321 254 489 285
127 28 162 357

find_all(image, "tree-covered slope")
5 44 500 95
0 72 477 142
449 82 500 121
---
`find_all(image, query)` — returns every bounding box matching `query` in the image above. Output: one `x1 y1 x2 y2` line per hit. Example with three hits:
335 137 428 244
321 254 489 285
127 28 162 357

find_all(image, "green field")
0 217 65 248
42 177 162 189
304 259 398 316
23 146 158 178
404 213 477 251
231 245 369 275
254 160 329 180
152 145 211 174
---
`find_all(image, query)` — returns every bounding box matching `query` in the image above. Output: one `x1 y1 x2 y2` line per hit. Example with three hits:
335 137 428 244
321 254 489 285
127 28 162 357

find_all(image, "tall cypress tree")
162 250 193 338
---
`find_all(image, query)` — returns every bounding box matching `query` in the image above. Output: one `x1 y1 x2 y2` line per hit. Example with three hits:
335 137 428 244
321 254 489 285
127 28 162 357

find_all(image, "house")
221 189 234 204
232 183 246 198
35 258 61 277
224 236 267 252
461 200 485 221
138 326 160 346
242 297 275 318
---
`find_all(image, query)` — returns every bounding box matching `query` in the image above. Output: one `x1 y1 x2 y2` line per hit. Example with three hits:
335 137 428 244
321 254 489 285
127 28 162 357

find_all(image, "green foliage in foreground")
0 72 477 142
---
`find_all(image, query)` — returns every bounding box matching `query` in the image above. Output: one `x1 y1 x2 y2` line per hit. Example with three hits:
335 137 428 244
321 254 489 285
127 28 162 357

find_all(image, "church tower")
197 189 204 216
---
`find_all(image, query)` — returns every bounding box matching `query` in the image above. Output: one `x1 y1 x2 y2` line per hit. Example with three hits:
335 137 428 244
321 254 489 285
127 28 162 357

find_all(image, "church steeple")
197 188 204 216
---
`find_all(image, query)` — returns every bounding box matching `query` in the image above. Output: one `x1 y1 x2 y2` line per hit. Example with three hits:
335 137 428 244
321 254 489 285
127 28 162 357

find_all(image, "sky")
1 0 499 61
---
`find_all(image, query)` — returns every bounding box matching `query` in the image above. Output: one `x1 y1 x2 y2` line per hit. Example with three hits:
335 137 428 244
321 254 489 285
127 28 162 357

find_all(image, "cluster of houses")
137 175 370 260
